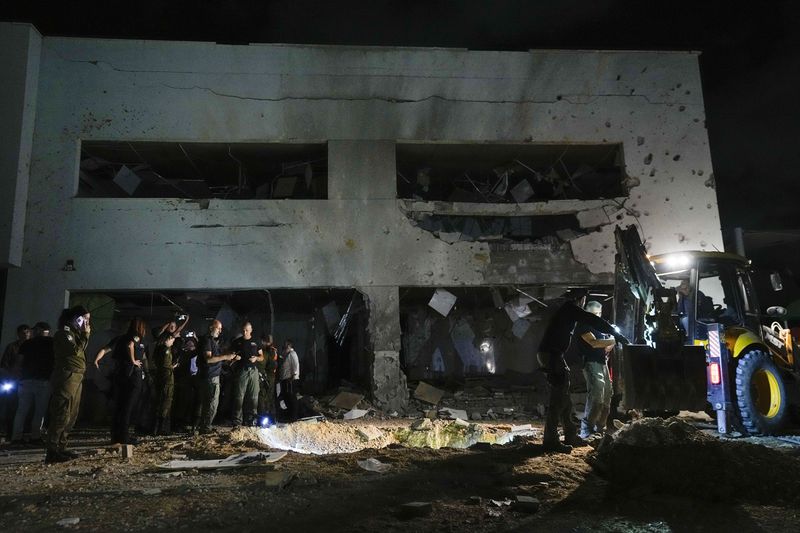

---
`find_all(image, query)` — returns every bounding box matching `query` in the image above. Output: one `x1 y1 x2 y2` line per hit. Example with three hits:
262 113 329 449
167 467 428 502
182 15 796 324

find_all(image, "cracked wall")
1 33 722 380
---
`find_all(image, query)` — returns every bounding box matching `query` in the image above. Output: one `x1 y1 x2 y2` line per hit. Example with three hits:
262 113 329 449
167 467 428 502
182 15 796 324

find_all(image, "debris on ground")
329 391 365 410
591 417 800 504
398 501 432 519
438 407 469 421
56 517 80 527
413 382 445 405
264 470 295 491
357 457 391 473
343 408 369 420
512 495 540 513
157 451 287 470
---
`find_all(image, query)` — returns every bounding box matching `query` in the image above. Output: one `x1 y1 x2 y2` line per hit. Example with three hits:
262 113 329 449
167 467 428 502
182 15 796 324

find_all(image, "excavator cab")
614 225 795 434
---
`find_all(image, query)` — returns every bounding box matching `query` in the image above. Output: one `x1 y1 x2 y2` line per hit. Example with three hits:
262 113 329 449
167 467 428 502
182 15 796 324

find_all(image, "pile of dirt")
591 417 800 504
233 421 396 454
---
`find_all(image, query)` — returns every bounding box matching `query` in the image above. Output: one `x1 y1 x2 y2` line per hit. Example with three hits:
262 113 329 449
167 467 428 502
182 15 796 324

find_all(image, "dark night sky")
5 1 800 242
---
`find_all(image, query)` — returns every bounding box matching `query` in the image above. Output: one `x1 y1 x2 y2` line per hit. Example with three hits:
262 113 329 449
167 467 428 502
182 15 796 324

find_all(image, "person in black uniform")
111 318 148 445
537 288 629 453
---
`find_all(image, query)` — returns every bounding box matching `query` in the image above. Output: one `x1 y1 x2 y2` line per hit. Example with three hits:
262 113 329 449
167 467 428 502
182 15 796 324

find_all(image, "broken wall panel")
396 142 627 203
79 141 328 199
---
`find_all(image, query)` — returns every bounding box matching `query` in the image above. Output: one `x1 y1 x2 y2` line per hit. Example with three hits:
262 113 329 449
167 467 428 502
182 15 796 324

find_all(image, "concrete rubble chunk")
513 495 540 513
424 409 438 419
343 408 369 420
439 407 469 421
57 517 81 527
264 471 294 491
398 501 433 519
141 488 162 495
414 382 445 405
121 444 134 459
470 411 483 421
357 426 383 441
411 418 433 431
330 391 365 410
357 457 391 473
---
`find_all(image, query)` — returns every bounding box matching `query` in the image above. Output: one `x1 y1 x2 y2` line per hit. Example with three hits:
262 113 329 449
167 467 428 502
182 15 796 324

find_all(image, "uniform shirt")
153 344 173 371
573 323 612 365
18 336 55 381
198 335 223 379
53 326 90 374
539 301 617 355
112 334 146 377
1 339 26 377
278 349 300 381
231 336 261 371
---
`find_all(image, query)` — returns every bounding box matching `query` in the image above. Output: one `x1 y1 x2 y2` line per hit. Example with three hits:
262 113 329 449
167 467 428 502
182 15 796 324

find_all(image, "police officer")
152 332 178 435
230 322 264 429
45 306 91 464
537 289 628 453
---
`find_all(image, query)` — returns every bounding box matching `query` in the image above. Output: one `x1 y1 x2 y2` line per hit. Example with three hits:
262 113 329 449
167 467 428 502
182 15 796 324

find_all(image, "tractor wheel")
734 349 788 435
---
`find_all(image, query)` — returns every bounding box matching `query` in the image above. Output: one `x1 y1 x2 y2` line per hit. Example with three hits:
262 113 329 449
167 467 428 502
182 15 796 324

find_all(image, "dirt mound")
592 417 800 504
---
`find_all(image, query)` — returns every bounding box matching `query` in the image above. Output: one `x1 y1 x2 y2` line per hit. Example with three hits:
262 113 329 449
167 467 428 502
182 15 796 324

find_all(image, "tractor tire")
734 349 788 436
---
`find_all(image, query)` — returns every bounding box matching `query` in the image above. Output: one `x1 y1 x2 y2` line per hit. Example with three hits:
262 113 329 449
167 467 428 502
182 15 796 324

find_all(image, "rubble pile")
592 417 800 504
407 381 545 422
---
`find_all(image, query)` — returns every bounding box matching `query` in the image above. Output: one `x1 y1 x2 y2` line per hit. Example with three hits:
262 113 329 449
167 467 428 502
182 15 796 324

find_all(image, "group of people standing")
1 306 302 464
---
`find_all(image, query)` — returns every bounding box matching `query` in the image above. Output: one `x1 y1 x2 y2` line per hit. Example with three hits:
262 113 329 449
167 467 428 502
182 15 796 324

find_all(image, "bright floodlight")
1 382 13 392
665 254 691 269
479 341 491 354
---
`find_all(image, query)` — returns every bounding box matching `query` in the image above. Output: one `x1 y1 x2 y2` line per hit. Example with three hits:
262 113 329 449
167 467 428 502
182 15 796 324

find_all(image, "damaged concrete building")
1 22 722 412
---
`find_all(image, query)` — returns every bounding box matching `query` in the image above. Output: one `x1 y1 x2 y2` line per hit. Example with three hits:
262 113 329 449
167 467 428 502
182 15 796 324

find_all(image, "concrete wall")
0 23 41 268
0 32 722 406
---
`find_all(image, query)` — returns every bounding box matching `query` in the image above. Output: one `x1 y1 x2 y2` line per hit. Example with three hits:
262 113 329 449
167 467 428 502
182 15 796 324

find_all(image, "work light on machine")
664 254 692 269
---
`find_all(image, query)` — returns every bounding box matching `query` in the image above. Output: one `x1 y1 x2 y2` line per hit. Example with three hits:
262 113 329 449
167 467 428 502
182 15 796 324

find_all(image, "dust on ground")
1 417 800 532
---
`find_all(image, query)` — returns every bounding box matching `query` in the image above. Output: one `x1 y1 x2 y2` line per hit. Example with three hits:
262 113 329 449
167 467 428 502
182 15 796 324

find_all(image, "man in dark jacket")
11 322 54 444
537 288 629 453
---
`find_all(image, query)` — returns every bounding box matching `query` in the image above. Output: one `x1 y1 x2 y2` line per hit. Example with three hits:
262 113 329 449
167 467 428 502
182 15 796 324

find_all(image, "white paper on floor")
157 451 287 470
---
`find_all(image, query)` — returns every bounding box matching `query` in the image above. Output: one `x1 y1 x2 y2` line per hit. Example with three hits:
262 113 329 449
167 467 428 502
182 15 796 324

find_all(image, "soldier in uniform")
152 333 178 435
230 322 264 429
45 306 91 464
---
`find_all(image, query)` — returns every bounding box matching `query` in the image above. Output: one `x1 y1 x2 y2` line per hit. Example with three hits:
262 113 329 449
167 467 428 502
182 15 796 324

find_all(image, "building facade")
0 22 722 409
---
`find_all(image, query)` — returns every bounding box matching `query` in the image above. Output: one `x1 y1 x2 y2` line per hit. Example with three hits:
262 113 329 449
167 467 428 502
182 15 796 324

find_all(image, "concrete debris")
264 471 294 491
424 409 438 419
57 517 81 528
439 408 469 421
428 288 457 317
398 501 433 519
413 382 445 405
330 391 365 410
470 411 483 421
357 426 384 441
157 451 287 470
555 228 580 241
512 495 540 514
357 457 392 473
141 488 162 495
411 418 434 431
121 444 134 459
490 499 512 507
343 408 369 420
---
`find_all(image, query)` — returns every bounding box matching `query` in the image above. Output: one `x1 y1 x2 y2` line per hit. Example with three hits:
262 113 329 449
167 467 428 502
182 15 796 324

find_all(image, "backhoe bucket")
620 344 707 411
